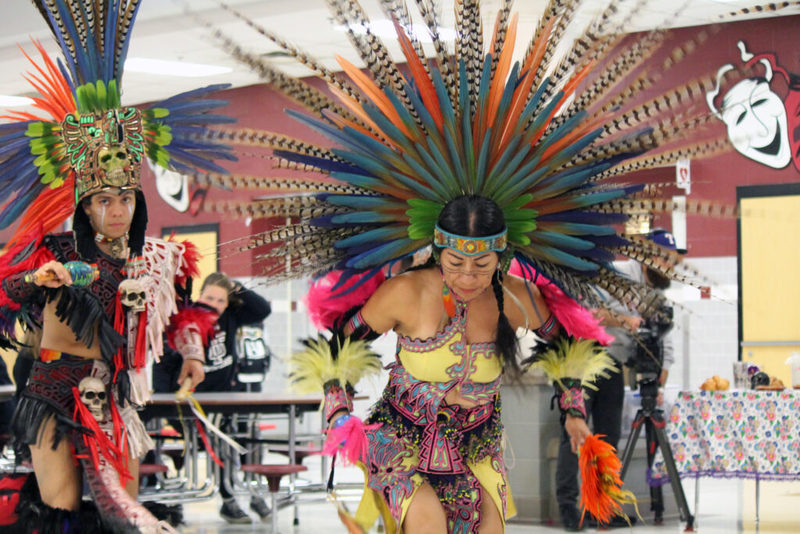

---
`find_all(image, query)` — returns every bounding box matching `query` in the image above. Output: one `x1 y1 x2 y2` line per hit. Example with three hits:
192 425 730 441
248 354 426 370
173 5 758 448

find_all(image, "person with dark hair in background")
153 272 271 524
556 228 682 531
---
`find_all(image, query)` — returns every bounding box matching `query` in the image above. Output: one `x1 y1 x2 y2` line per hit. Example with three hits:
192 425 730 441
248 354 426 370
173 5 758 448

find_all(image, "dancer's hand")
178 358 205 389
28 261 72 288
565 414 591 454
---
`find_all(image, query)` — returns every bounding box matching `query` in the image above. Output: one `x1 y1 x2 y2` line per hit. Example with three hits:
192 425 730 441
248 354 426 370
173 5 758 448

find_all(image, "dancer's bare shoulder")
361 267 440 335
503 273 549 331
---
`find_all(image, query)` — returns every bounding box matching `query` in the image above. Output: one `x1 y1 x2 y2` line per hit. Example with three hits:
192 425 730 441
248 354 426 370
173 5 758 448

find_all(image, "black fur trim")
15 472 138 534
10 357 95 449
141 501 184 527
46 286 125 364
10 395 81 450
15 483 110 534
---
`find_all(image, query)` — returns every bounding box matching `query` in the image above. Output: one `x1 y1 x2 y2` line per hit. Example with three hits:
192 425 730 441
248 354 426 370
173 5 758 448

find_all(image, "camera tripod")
618 374 695 531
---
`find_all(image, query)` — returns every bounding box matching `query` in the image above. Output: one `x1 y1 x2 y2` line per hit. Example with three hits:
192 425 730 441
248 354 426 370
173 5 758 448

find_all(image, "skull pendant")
119 279 146 312
78 376 108 423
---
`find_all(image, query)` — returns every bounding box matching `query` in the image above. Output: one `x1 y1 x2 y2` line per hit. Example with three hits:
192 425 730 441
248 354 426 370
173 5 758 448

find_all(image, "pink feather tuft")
304 270 386 330
322 416 381 466
509 260 614 345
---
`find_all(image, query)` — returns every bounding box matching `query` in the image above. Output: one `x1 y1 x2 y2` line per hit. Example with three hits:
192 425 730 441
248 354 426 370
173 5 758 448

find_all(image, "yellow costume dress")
354 298 515 533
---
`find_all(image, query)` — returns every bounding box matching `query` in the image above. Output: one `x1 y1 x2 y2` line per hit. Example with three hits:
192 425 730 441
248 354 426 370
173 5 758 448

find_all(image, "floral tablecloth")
651 390 800 480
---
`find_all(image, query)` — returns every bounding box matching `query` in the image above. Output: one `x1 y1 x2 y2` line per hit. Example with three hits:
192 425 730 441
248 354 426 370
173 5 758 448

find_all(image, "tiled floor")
176 456 800 533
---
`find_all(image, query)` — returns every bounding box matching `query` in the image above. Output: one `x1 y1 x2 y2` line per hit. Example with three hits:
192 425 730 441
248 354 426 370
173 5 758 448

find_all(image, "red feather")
0 230 54 312
72 388 131 486
166 305 219 350
166 234 202 286
579 434 636 526
392 19 442 131
323 416 381 466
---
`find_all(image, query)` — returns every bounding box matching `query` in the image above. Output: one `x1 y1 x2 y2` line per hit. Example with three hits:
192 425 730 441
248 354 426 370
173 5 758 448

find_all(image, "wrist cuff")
557 383 587 419
324 381 353 422
3 271 41 302
175 329 205 362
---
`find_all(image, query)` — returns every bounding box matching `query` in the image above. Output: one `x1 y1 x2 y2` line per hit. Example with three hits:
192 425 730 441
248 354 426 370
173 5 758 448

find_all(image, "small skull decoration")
78 377 108 423
119 279 146 312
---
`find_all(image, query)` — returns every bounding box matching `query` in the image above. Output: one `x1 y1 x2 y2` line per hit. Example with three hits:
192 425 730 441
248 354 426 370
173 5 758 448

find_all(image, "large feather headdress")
196 0 776 314
0 0 235 248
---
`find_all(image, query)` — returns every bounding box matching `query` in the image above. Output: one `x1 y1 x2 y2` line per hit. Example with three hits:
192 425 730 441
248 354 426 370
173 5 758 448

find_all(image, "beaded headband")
433 225 507 256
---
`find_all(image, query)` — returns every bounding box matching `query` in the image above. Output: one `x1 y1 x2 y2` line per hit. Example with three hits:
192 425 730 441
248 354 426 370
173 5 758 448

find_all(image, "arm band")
534 313 561 342
344 309 378 341
2 271 41 303
174 329 205 362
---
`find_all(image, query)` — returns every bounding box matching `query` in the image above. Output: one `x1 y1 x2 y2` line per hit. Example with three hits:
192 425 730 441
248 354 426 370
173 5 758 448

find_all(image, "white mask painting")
707 41 791 170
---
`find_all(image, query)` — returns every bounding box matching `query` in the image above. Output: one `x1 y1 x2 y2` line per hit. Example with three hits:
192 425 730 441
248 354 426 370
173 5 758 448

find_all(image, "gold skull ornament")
97 145 131 187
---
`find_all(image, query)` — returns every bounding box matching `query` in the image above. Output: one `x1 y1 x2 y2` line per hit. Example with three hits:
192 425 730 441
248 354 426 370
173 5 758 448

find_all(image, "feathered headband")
0 0 236 249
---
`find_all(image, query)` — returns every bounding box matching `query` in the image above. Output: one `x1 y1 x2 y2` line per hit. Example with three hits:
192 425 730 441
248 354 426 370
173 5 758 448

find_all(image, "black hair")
73 189 148 260
437 195 519 376
645 267 671 290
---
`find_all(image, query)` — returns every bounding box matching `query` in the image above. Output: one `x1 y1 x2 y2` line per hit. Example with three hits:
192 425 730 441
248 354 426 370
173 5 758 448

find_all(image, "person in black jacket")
152 272 271 524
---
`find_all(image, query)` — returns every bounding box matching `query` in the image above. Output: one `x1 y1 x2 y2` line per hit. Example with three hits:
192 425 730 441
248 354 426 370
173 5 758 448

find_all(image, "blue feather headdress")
195 0 740 315
0 0 235 247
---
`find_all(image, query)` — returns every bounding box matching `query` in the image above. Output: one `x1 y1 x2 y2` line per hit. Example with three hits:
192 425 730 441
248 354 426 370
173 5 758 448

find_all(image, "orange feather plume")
336 55 414 141
393 19 443 132
578 434 638 526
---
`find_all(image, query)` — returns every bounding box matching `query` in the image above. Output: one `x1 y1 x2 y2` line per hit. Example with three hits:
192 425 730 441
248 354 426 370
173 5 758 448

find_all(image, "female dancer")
304 195 592 534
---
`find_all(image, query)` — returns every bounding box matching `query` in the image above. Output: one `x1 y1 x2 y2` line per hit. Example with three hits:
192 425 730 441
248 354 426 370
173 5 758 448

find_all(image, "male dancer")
0 1 235 529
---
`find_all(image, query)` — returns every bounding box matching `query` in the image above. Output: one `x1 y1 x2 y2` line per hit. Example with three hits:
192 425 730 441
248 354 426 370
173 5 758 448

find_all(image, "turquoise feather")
474 129 492 194
331 211 397 224
336 226 407 248
402 148 453 200
481 136 530 196
424 136 460 196
324 195 397 209
525 164 612 203
533 110 588 156
387 169 443 201
347 238 418 269
522 242 600 272
538 222 618 236
488 157 547 202
533 231 597 251
329 171 386 190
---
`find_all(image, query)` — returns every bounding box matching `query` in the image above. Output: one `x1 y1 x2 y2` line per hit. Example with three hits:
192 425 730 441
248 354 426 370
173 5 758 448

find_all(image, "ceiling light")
0 95 35 107
335 19 457 43
124 58 232 77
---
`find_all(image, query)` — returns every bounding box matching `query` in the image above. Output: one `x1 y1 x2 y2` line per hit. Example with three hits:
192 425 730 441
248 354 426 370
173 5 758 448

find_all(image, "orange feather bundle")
579 434 638 527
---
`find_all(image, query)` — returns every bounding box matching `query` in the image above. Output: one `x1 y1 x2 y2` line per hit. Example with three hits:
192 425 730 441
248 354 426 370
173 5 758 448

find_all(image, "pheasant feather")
184 0 735 295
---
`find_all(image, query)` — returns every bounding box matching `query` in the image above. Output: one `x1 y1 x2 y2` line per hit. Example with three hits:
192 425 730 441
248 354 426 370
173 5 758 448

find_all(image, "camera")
625 304 674 377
